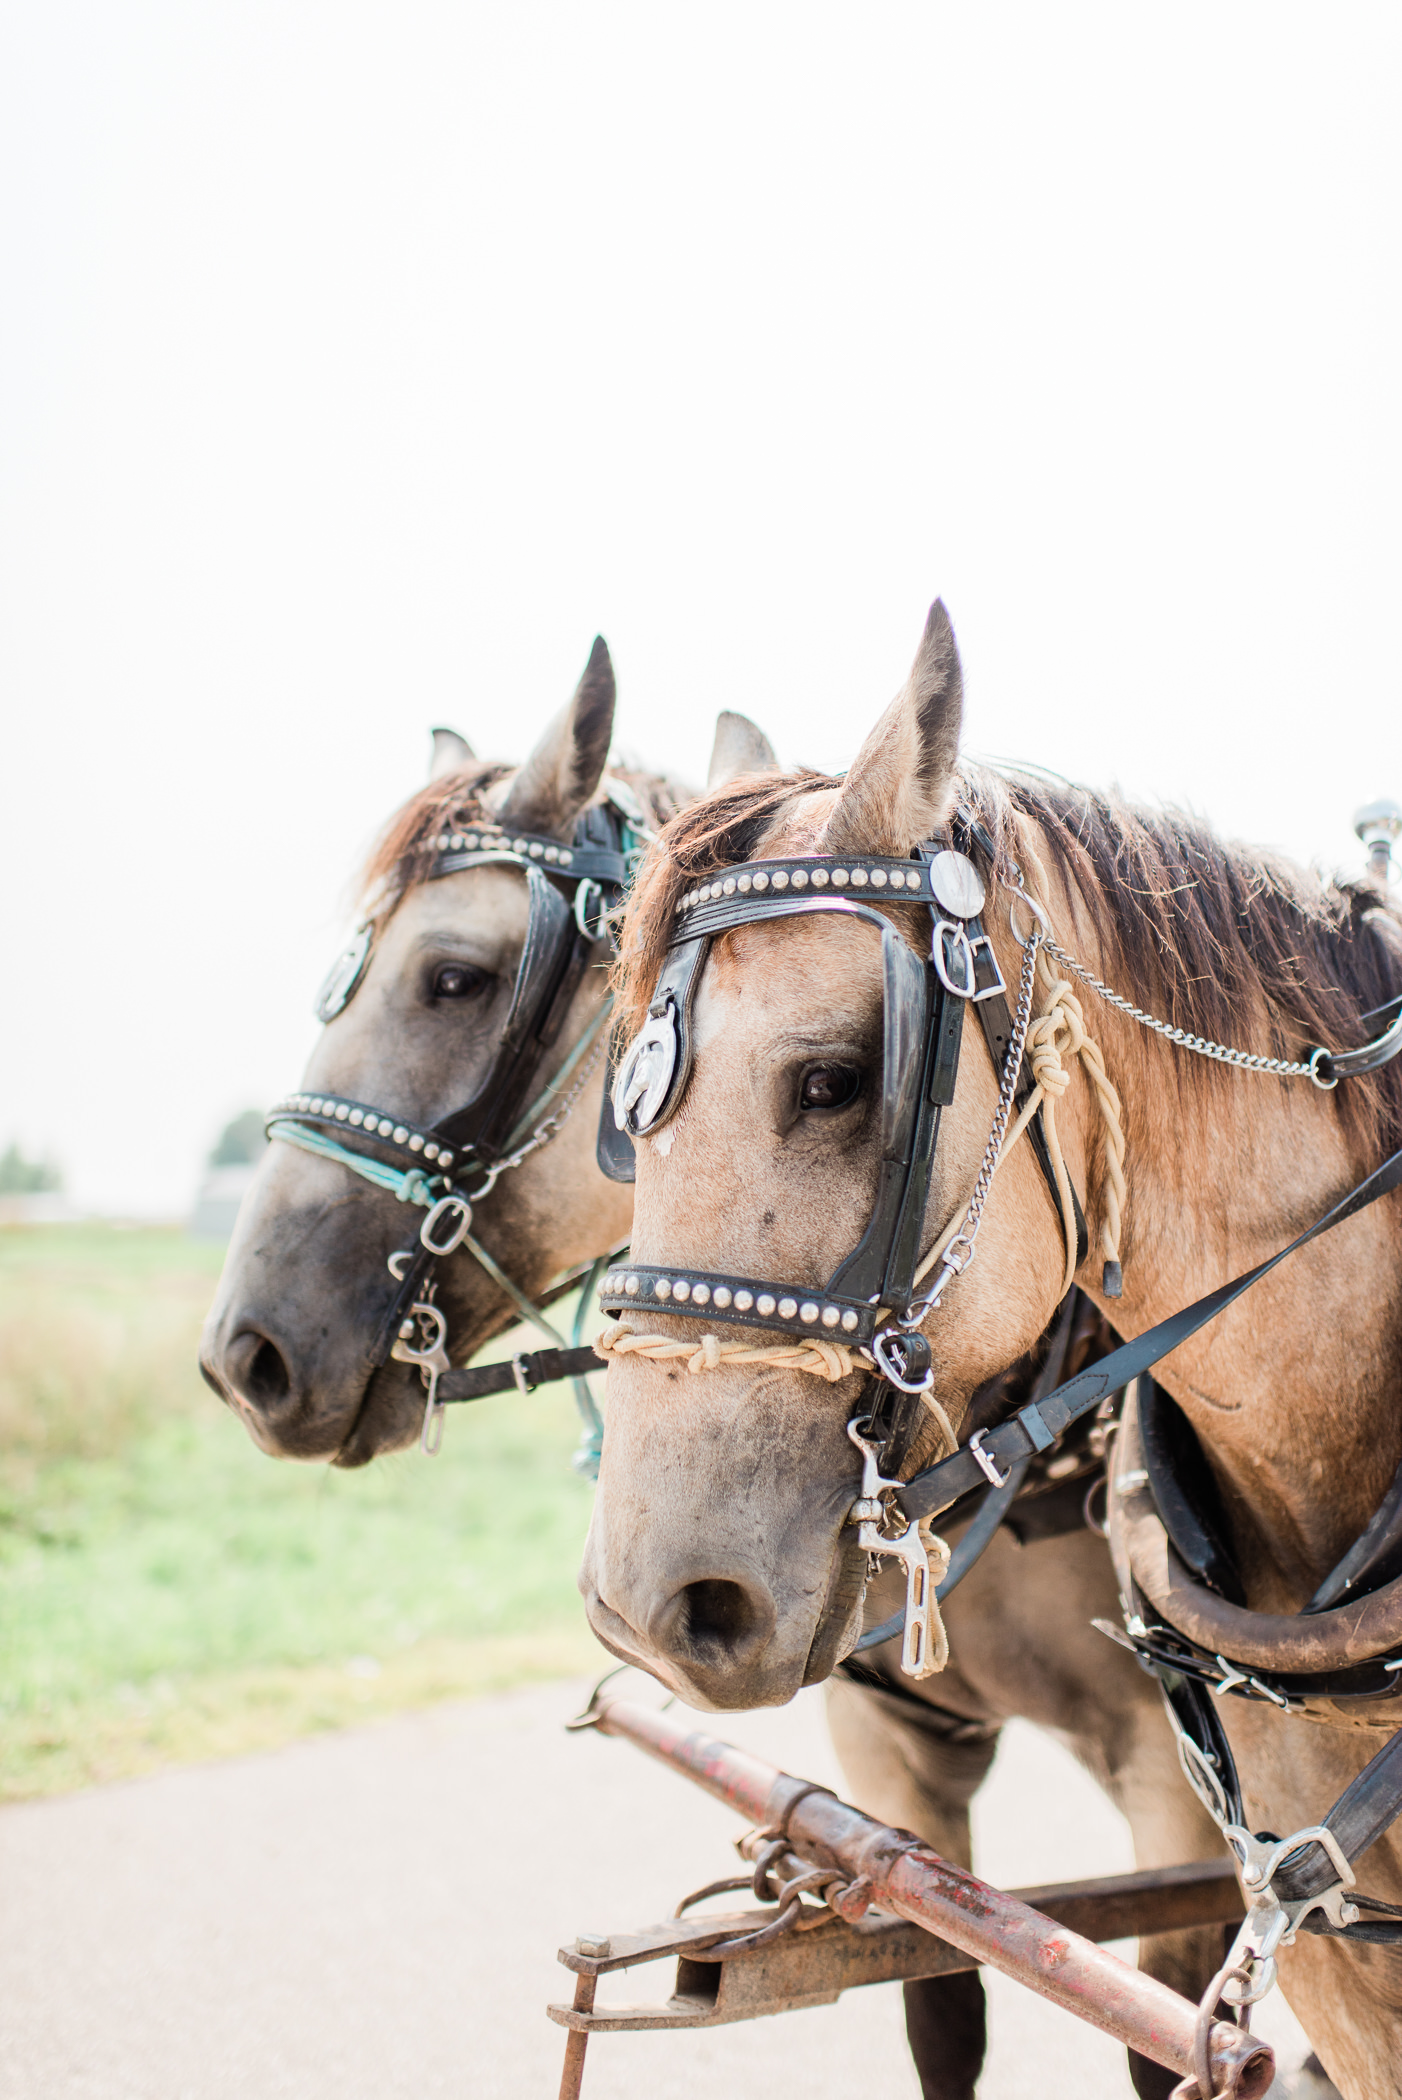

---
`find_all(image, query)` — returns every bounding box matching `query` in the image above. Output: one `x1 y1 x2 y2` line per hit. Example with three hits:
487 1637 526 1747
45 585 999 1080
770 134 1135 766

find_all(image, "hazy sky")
2 3 1398 1215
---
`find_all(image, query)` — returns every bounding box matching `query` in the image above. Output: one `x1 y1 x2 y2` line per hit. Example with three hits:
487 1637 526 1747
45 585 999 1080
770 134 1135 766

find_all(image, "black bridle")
597 822 1089 1398
265 792 650 1459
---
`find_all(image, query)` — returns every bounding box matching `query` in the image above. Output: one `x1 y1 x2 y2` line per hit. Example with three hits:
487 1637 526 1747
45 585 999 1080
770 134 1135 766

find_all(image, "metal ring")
420 1193 473 1256
574 877 605 940
1306 1045 1339 1091
1008 890 1051 948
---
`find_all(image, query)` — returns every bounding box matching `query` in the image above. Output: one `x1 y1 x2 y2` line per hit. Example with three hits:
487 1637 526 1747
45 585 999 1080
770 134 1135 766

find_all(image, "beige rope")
595 1324 861 1382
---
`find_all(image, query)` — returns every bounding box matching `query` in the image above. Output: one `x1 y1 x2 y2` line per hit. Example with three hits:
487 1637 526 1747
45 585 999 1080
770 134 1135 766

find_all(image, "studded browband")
597 835 1085 1366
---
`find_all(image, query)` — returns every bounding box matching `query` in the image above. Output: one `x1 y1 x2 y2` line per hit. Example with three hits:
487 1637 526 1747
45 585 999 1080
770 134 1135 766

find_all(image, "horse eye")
432 962 488 1000
799 1063 861 1112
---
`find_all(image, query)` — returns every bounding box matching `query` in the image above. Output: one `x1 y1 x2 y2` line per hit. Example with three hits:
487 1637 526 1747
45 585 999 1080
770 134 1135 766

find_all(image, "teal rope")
568 1252 611 1482
267 1121 442 1206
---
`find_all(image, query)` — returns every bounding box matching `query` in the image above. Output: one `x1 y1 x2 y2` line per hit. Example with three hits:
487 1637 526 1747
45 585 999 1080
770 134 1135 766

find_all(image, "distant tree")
209 1111 268 1167
0 1142 63 1193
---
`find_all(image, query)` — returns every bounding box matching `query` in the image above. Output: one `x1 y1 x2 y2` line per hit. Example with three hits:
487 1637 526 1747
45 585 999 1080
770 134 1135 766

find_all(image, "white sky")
2 2 1398 1216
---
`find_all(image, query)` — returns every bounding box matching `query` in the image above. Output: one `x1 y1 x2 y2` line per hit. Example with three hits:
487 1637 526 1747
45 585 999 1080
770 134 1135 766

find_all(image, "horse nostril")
681 1578 763 1654
222 1327 294 1415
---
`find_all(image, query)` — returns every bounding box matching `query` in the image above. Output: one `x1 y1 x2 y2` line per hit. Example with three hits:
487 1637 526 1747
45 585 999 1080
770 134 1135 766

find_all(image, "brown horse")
585 603 1402 2096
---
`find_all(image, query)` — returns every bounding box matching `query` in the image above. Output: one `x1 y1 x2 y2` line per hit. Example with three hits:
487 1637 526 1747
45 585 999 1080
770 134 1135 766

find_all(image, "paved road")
0 1676 1316 2098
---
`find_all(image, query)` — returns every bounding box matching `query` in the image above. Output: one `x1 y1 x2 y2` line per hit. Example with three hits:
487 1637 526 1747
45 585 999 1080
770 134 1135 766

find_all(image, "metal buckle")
420 1193 473 1256
574 877 606 941
871 1327 934 1393
932 922 977 999
968 1428 1010 1489
511 1353 535 1397
967 932 1007 1002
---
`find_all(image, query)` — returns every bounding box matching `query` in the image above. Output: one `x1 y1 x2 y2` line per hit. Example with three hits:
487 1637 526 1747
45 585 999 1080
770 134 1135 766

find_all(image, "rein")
265 789 651 1468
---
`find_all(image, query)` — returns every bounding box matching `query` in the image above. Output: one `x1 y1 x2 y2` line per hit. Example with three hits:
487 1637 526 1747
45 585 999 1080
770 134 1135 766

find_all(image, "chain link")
902 927 1041 1322
1039 936 1318 1079
490 1028 610 1180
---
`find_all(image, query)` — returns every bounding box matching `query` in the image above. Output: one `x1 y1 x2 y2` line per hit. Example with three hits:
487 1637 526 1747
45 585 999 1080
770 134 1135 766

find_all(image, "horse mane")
356 762 686 922
616 763 1402 1159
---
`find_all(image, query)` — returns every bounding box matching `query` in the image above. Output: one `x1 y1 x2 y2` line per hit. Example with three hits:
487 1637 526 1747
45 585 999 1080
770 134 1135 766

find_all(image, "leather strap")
437 1342 601 1403
899 1142 1402 1525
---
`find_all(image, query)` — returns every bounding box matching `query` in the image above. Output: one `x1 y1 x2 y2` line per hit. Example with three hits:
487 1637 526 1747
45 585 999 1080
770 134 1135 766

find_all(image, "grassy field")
0 1225 602 1800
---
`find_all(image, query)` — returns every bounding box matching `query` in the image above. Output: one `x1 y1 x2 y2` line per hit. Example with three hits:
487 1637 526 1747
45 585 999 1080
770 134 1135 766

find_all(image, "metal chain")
488 1027 610 1180
1039 936 1319 1079
902 927 1041 1321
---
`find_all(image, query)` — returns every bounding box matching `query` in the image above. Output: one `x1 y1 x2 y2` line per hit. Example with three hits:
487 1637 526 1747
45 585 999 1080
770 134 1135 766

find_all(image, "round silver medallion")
928 850 986 920
612 998 681 1136
314 924 373 1023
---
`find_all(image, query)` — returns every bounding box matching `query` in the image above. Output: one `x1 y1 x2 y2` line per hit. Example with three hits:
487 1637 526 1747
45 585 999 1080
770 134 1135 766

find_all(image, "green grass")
0 1225 603 1798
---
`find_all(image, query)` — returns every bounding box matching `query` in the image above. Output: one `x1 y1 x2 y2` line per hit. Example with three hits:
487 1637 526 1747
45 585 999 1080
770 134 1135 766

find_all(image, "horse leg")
825 1673 1001 2100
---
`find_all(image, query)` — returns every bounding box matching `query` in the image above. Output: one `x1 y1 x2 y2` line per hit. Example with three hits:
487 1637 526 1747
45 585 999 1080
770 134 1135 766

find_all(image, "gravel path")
0 1676 1317 2098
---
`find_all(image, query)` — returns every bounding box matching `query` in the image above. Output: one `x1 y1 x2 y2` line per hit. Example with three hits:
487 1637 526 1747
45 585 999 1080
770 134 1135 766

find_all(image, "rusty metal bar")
590 1695 1273 2097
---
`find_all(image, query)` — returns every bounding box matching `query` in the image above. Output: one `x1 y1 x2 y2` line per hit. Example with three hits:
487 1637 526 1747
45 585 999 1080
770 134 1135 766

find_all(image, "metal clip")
420 1193 473 1256
845 1420 949 1678
391 1300 453 1455
967 932 1007 1002
574 876 606 941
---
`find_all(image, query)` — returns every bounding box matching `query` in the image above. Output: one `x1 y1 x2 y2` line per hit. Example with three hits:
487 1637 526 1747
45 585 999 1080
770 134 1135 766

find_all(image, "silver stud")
409 1134 424 1151
757 1293 777 1316
778 1296 797 1319
841 1309 859 1332
335 1103 350 1120
811 867 829 887
393 1126 409 1144
737 873 752 892
870 868 887 888
465 833 480 849
831 869 848 886
450 833 464 851
529 841 544 858
560 851 573 867
850 868 868 886
376 1118 392 1135
771 870 789 890
790 869 808 889
309 1097 322 1113
349 1109 365 1126
753 872 769 891
436 833 451 850
799 1302 819 1323
544 846 559 863
625 1274 640 1294
713 1287 732 1309
722 877 736 895
673 1280 691 1302
439 1151 454 1168
423 1141 438 1157
655 1278 672 1300
821 1305 840 1328
734 1289 754 1311
691 1283 710 1306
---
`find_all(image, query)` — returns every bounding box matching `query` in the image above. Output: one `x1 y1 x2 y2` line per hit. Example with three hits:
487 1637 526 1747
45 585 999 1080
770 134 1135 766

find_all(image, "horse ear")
496 636 617 838
706 711 779 792
428 727 475 780
821 600 963 856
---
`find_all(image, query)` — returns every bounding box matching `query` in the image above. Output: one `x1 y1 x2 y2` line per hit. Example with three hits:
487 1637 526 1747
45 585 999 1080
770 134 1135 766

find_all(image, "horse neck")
1037 859 1402 1602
